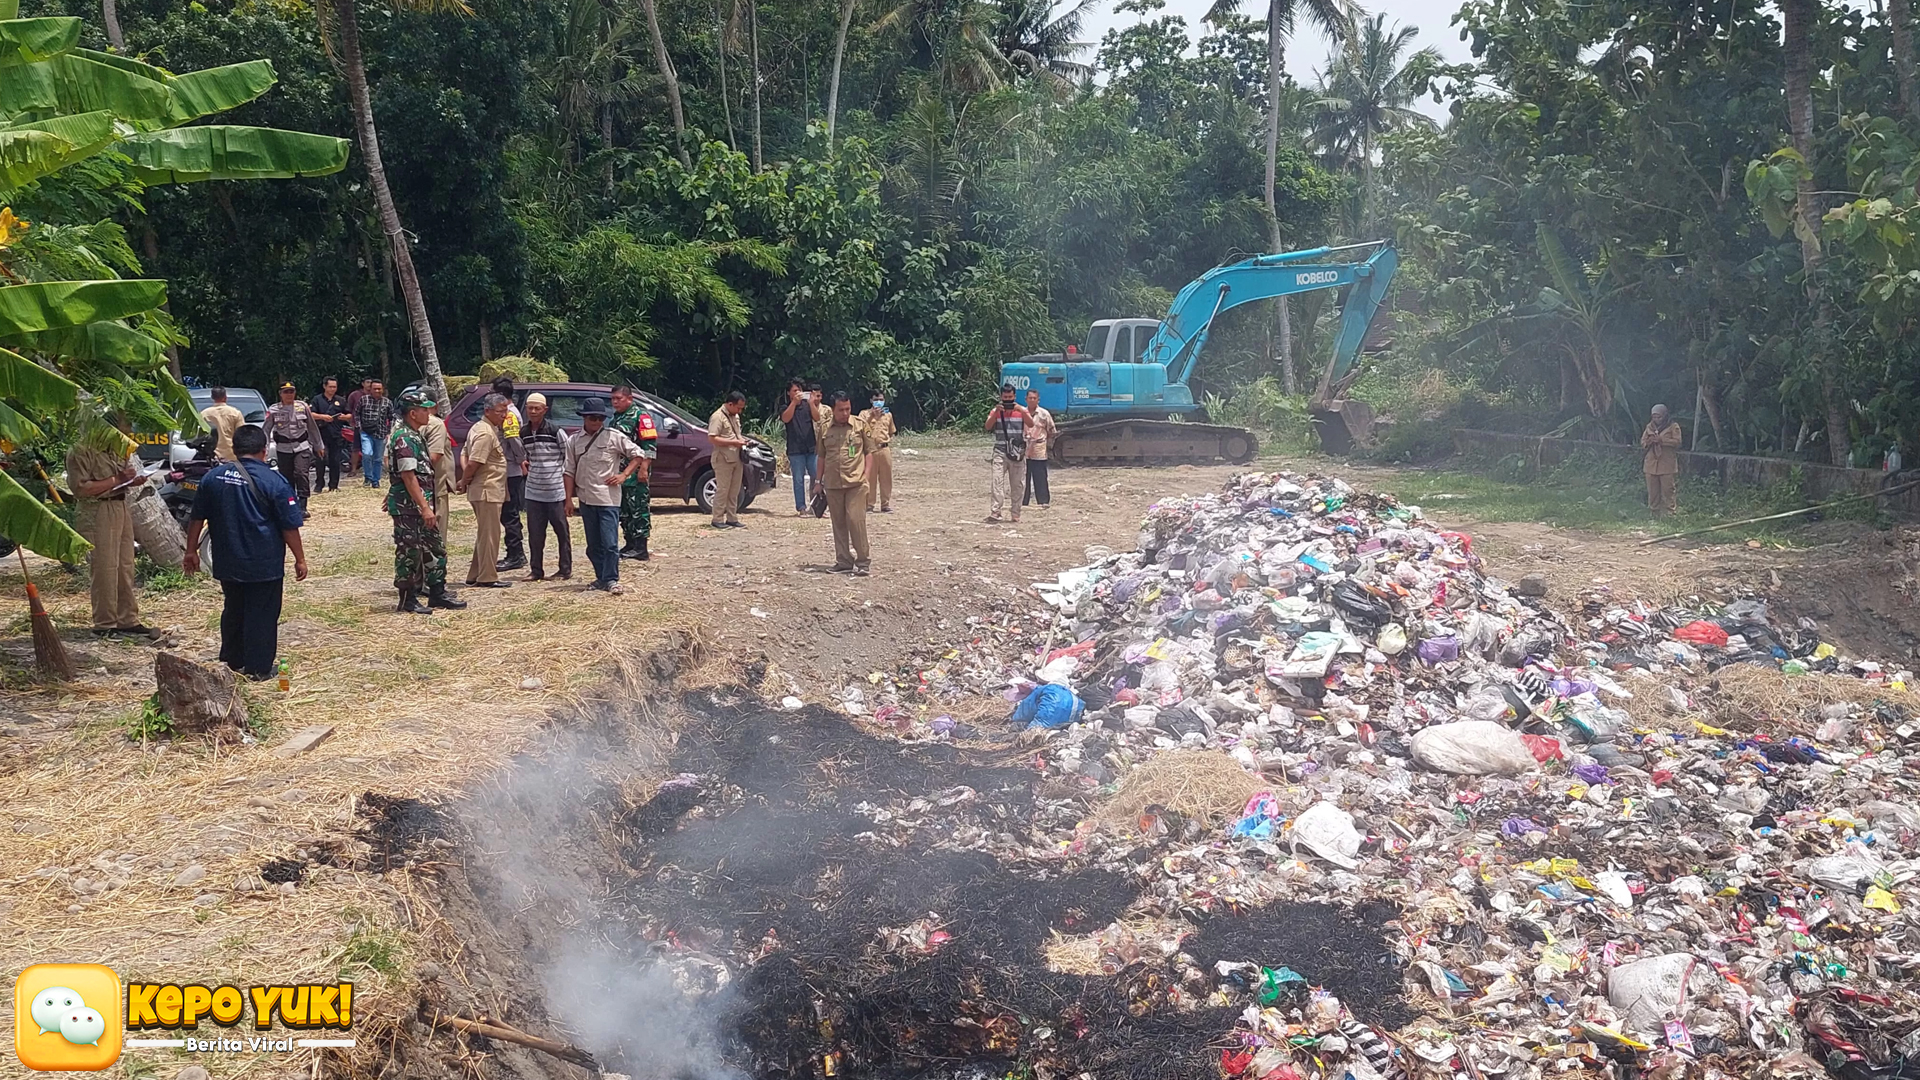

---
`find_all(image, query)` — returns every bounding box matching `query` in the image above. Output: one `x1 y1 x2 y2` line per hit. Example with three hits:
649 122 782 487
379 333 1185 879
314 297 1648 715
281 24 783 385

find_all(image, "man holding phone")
861 389 897 512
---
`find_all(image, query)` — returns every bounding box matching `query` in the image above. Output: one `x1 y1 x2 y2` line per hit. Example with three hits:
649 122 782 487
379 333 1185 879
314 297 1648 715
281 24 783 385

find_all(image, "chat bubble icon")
30 987 85 1035
59 1008 106 1047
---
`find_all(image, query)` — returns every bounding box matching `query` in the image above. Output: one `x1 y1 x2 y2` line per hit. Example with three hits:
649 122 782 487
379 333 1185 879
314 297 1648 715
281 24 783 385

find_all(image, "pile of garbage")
828 471 1920 1080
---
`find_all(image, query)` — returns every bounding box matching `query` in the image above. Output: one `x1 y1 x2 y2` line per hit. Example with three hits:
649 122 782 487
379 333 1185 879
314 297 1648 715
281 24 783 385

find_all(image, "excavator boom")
1001 241 1396 465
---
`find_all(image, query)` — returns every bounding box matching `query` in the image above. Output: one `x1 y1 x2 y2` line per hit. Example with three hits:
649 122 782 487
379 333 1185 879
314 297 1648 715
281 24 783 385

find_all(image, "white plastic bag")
1408 721 1536 775
1288 801 1362 868
1607 953 1716 1038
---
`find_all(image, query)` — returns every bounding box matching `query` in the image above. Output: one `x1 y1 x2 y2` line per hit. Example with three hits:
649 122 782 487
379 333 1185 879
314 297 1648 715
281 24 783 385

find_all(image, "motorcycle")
157 433 218 526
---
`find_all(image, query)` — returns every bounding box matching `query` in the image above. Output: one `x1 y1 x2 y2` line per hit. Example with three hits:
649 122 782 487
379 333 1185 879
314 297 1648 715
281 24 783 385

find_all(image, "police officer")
265 382 323 510
385 390 467 614
609 386 659 559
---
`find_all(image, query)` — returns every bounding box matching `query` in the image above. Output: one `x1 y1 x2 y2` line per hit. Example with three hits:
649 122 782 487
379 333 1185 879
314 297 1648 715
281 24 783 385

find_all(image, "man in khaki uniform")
457 394 512 587
422 411 457 539
1641 403 1683 515
66 422 149 636
860 390 897 512
707 390 749 528
815 390 875 576
199 387 246 462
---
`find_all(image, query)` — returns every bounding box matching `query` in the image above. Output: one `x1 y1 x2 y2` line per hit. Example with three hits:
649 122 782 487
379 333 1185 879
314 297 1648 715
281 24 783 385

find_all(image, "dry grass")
0 486 691 1076
1042 914 1193 976
1699 664 1920 733
1094 749 1267 832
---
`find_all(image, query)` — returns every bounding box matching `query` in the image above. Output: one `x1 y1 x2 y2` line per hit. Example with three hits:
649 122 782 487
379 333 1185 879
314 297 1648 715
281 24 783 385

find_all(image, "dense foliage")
41 0 1356 427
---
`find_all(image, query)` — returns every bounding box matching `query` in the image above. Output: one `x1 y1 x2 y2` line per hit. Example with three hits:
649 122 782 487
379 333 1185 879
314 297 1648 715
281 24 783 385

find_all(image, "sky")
1077 0 1477 93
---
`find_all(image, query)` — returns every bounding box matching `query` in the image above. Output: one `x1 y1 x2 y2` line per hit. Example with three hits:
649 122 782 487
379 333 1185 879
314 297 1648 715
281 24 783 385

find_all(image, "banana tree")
0 3 349 561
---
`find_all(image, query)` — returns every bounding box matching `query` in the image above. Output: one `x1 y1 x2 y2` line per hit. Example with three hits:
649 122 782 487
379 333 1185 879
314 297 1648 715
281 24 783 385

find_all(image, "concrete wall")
1450 429 1920 514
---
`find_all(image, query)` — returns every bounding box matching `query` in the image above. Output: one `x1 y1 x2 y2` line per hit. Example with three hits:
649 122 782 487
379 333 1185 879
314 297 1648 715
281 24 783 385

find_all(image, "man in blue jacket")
183 424 309 679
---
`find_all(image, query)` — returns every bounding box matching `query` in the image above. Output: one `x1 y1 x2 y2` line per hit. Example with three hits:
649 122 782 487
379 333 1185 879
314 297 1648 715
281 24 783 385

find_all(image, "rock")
1517 573 1550 597
416 961 446 981
233 874 267 893
153 652 247 741
192 893 221 906
519 676 545 690
173 864 206 886
272 724 335 759
175 1066 211 1080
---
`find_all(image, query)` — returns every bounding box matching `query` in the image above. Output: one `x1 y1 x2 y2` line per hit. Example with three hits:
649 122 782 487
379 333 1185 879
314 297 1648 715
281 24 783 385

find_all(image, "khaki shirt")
463 419 509 502
1642 422 1682 476
200 404 245 461
66 442 129 527
708 406 743 465
423 416 457 495
859 408 896 449
565 425 645 506
1026 406 1055 461
815 411 874 490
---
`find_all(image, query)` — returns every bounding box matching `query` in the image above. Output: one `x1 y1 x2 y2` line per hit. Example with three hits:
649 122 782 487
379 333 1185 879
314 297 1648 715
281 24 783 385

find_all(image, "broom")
17 547 73 681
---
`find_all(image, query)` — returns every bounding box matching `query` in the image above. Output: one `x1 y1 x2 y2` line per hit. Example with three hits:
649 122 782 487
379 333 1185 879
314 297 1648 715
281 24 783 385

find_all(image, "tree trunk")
1263 3 1296 393
826 0 857 144
139 225 183 380
1894 0 1920 121
750 0 764 171
479 319 492 363
639 0 691 167
600 101 615 196
334 0 445 411
1781 0 1851 464
717 0 737 150
101 0 124 49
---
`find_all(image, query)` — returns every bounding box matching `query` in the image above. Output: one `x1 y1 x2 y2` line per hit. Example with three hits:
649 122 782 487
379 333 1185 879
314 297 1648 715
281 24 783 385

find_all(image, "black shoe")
428 585 468 610
636 537 650 561
618 546 644 560
497 556 527 572
397 590 431 615
726 521 747 529
468 580 512 589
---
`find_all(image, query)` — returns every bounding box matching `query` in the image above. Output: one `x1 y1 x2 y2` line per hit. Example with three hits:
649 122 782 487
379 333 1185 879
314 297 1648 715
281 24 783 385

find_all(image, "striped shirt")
523 419 572 503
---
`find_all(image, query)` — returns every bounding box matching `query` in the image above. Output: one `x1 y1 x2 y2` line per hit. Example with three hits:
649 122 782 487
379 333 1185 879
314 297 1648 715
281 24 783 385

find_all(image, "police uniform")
611 403 658 557
384 398 462 612
265 388 322 509
859 405 896 512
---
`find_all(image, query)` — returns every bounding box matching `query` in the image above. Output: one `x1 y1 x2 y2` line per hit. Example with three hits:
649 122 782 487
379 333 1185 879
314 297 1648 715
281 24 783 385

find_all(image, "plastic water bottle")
276 659 290 692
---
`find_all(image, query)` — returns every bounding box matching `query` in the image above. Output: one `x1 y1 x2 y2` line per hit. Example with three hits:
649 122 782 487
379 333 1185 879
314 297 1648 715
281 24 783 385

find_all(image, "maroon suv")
445 382 776 514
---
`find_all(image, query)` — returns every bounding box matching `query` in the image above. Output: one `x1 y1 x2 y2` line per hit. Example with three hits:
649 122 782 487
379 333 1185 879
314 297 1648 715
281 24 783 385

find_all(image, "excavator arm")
1146 242 1398 397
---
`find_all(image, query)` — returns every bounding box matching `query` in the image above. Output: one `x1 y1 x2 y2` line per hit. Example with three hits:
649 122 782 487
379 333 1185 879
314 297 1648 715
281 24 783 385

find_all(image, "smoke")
456 713 743 1080
542 939 742 1080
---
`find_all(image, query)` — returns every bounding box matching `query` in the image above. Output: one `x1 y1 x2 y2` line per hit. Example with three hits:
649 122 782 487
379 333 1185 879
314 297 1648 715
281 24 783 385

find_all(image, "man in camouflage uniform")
386 390 467 615
609 386 658 560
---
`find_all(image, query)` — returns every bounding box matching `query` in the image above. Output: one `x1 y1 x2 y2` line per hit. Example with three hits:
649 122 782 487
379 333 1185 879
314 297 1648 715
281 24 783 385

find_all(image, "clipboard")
104 465 164 496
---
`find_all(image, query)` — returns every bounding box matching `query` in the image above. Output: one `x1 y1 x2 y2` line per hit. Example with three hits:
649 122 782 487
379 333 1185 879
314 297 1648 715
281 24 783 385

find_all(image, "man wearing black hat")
564 396 649 594
266 381 324 510
386 390 466 614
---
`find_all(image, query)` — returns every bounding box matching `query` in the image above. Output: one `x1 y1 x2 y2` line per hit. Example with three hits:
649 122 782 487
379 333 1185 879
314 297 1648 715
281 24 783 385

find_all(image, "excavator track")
1050 418 1259 467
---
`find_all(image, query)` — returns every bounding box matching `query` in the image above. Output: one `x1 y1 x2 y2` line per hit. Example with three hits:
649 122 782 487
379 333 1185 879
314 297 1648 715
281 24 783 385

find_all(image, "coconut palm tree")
639 0 691 166
992 0 1095 82
326 0 470 411
1309 15 1438 229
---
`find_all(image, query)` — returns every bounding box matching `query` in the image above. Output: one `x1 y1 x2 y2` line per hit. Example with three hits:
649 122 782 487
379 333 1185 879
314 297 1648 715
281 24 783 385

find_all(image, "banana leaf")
0 344 79 409
121 125 349 183
160 60 277 125
0 17 78 68
0 465 87 563
0 50 170 124
1 320 165 369
0 280 166 336
0 397 41 443
0 109 112 192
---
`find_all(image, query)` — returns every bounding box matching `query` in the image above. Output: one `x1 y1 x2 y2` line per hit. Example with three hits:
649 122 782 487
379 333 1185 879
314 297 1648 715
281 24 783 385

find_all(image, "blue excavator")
1000 240 1397 464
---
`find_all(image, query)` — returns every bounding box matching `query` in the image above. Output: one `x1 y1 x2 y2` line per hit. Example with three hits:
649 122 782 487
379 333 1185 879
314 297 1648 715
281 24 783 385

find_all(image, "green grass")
122 694 173 741
1368 449 1888 544
134 556 197 594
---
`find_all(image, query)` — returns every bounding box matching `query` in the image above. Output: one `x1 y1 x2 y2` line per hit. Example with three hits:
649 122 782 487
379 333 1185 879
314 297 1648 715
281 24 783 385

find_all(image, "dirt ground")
1 440 1917 1080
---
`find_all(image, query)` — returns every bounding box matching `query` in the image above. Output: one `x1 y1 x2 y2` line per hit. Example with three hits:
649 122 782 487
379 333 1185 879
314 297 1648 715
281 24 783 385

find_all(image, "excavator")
1000 240 1398 464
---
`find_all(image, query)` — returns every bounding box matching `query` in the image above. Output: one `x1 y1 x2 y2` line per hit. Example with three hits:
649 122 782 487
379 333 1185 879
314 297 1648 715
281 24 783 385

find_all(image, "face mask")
872 400 884 409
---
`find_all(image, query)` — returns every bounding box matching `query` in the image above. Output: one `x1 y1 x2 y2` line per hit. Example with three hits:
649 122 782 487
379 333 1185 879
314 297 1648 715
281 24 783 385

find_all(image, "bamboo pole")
1638 476 1920 545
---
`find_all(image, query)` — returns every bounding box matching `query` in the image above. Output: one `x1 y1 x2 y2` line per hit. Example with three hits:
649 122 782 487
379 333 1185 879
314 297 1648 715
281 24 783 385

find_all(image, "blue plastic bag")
1013 684 1084 729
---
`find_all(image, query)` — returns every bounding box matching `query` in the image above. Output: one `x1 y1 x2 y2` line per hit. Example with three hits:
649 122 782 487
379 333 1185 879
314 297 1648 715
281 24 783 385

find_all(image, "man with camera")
984 382 1029 524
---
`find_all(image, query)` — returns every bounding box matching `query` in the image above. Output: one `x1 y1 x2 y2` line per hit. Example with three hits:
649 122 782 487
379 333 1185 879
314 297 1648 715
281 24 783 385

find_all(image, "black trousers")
502 474 526 561
276 448 313 508
319 431 347 491
1023 458 1051 506
526 498 573 578
219 578 284 680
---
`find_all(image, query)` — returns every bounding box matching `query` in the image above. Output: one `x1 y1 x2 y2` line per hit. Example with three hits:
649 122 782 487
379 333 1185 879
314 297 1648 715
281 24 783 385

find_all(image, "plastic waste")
1011 683 1083 729
1408 721 1537 775
1288 801 1362 868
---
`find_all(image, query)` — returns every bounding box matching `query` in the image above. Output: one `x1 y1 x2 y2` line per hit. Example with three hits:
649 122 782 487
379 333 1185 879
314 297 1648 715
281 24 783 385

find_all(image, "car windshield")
190 389 268 424
638 393 706 430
